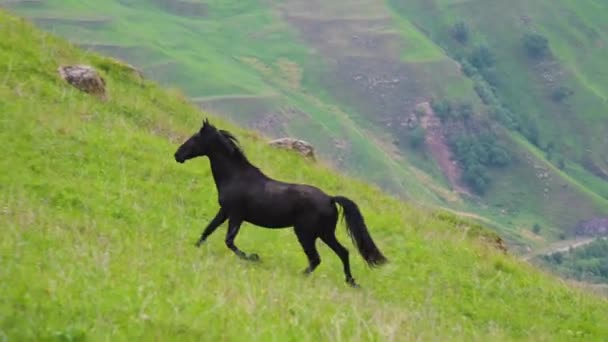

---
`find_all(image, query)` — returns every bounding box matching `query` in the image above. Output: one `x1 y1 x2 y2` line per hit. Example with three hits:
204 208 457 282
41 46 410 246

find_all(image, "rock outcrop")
269 138 315 160
58 65 106 99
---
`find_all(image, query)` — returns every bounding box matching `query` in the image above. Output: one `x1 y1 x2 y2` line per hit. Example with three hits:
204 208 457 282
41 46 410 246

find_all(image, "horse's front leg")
225 217 259 261
196 208 228 247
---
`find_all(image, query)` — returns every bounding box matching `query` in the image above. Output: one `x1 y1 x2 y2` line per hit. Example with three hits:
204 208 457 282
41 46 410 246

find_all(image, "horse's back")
234 179 336 228
283 182 337 222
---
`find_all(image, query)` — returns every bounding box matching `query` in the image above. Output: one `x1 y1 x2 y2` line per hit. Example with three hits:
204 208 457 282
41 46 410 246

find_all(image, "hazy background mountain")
6 0 608 254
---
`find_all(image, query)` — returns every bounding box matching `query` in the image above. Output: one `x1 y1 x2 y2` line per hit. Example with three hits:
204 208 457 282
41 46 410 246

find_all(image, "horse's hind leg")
294 227 321 275
320 232 358 287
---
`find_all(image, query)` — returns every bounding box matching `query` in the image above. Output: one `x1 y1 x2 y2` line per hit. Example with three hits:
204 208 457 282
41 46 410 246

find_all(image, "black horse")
174 119 387 287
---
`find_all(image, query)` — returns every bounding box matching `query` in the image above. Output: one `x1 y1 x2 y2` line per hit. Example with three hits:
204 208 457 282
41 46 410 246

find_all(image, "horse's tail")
332 196 387 267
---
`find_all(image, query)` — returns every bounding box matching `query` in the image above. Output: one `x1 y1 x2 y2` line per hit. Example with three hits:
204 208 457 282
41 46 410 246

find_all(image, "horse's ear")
201 118 209 132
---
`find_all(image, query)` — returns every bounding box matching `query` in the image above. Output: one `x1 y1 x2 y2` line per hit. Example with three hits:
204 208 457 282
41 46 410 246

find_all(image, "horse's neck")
208 153 254 190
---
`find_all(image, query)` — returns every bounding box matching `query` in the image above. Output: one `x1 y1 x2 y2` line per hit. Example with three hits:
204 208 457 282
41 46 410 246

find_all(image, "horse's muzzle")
174 153 185 164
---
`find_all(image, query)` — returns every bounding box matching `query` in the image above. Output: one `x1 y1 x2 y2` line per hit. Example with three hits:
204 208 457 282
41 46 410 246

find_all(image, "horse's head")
174 119 237 163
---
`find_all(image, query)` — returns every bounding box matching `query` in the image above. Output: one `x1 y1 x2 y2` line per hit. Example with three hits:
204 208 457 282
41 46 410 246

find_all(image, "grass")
5 0 466 206
2 10 608 340
2 1 466 212
6 0 608 256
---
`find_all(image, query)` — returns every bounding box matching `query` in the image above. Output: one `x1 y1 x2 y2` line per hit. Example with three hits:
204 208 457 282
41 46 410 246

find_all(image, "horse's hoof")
195 240 203 248
247 253 260 262
347 278 360 288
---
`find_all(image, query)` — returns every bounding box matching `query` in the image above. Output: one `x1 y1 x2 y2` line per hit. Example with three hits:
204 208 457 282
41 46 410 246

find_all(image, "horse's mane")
201 119 258 170
218 129 250 164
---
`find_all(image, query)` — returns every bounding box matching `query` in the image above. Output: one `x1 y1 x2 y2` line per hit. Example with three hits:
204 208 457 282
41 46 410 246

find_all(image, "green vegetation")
430 98 511 194
469 44 496 70
522 32 551 60
4 0 463 208
431 99 474 122
2 11 608 340
7 0 608 259
537 239 608 284
387 0 608 244
448 133 511 194
408 126 426 149
450 21 469 44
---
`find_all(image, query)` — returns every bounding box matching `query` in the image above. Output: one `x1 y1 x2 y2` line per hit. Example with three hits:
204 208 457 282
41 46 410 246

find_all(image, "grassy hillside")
1 0 485 204
2 11 608 340
2 0 449 206
6 0 608 252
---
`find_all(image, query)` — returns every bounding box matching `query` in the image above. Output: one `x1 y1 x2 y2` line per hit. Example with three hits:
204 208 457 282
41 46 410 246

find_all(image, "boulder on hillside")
268 138 315 160
58 65 106 100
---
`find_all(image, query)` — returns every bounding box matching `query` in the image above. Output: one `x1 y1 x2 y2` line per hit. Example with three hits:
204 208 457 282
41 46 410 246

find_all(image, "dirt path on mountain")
523 237 599 261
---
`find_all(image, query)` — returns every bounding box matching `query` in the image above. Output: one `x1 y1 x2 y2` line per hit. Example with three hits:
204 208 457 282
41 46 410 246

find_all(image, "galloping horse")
174 119 387 287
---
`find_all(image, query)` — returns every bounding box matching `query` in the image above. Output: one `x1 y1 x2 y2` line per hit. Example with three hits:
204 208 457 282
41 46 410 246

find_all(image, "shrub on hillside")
408 126 426 149
463 163 490 194
431 99 474 122
469 44 496 69
523 32 551 59
448 133 511 194
473 78 498 106
459 59 477 77
455 101 474 120
490 105 520 130
488 145 511 167
550 86 574 102
431 98 452 120
479 67 500 88
545 252 564 264
451 21 469 44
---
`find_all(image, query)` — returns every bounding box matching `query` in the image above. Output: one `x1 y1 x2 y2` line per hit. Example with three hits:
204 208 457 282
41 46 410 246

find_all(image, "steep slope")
2 0 488 204
2 0 450 206
2 11 608 340
387 0 608 239
5 0 608 252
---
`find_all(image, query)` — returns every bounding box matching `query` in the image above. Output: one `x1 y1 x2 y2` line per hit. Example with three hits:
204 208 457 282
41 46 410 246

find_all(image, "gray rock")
58 65 106 99
269 138 315 160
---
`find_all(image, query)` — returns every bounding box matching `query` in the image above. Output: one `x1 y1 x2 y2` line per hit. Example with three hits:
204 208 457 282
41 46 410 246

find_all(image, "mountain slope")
387 0 608 237
2 10 608 340
2 0 448 206
5 1 608 253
